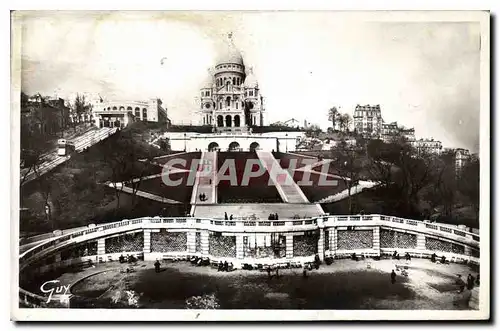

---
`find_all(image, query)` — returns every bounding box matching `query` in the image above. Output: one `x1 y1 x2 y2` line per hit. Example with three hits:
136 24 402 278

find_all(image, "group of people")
199 193 208 202
430 253 447 264
119 254 137 264
218 260 233 272
268 213 279 220
266 265 280 278
224 212 234 220
391 251 412 261
455 273 478 292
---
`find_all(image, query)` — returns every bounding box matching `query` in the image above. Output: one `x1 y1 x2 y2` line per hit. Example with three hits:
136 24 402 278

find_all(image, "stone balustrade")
18 214 480 308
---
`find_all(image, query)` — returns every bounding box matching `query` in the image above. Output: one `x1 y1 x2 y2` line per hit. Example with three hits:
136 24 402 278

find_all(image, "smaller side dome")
244 67 258 88
201 68 214 88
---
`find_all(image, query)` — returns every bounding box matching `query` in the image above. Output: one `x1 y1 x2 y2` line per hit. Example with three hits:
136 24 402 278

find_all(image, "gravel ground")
58 258 478 309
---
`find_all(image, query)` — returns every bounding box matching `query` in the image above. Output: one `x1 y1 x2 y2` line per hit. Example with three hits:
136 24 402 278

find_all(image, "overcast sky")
16 11 481 151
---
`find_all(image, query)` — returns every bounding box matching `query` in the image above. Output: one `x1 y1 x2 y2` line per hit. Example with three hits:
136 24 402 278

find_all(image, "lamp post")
286 133 288 152
184 133 187 152
45 203 52 230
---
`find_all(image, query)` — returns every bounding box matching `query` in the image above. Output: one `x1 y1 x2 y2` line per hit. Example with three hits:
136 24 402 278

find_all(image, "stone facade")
197 34 266 129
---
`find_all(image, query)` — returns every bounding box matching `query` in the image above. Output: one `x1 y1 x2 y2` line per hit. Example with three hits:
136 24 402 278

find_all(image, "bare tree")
330 139 365 213
101 132 158 213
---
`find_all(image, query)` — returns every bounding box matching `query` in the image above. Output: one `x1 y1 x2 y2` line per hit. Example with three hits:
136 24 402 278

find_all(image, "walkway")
256 151 309 203
295 159 332 172
316 180 378 203
126 167 189 184
114 184 182 204
192 203 324 220
190 151 218 205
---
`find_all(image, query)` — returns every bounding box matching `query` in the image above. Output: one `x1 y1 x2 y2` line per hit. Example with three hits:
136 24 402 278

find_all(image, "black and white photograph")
10 9 490 321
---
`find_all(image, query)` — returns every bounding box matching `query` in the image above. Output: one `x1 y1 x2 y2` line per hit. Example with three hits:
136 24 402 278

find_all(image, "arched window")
119 106 125 110
226 96 231 107
232 77 236 85
234 115 240 127
217 115 223 127
135 107 140 117
226 81 230 91
112 106 117 110
225 115 232 127
127 106 132 111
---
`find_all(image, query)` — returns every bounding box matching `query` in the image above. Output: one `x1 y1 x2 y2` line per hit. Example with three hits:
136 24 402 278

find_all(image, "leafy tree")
72 93 92 126
305 124 322 138
337 113 352 133
458 156 480 219
328 107 339 131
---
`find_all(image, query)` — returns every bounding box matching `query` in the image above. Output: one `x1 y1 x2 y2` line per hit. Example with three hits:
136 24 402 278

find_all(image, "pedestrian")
431 253 437 263
303 267 308 278
224 261 229 272
154 259 161 273
467 274 475 290
224 212 228 220
391 270 396 284
230 214 233 220
275 213 279 220
267 265 272 278
275 266 279 278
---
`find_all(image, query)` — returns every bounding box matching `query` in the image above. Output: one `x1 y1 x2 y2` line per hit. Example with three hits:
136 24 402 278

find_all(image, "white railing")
18 213 480 308
20 214 479 266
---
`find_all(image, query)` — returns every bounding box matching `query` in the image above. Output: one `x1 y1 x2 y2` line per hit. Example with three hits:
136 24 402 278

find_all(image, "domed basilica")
197 33 266 130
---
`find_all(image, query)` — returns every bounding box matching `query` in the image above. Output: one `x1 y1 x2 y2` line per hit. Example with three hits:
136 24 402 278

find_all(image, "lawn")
217 152 283 203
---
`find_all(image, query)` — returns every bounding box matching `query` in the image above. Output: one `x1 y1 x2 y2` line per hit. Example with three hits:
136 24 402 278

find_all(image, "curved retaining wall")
19 214 480 307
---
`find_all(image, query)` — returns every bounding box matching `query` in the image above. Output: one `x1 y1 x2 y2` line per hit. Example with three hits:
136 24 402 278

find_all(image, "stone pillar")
464 244 472 257
236 235 244 259
417 233 426 251
331 228 338 256
143 229 151 259
286 235 294 259
187 231 196 254
317 228 325 261
97 238 106 257
201 231 210 255
372 227 381 256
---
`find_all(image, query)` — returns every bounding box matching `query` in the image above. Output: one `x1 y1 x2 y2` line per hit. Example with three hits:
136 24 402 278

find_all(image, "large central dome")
216 33 244 66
